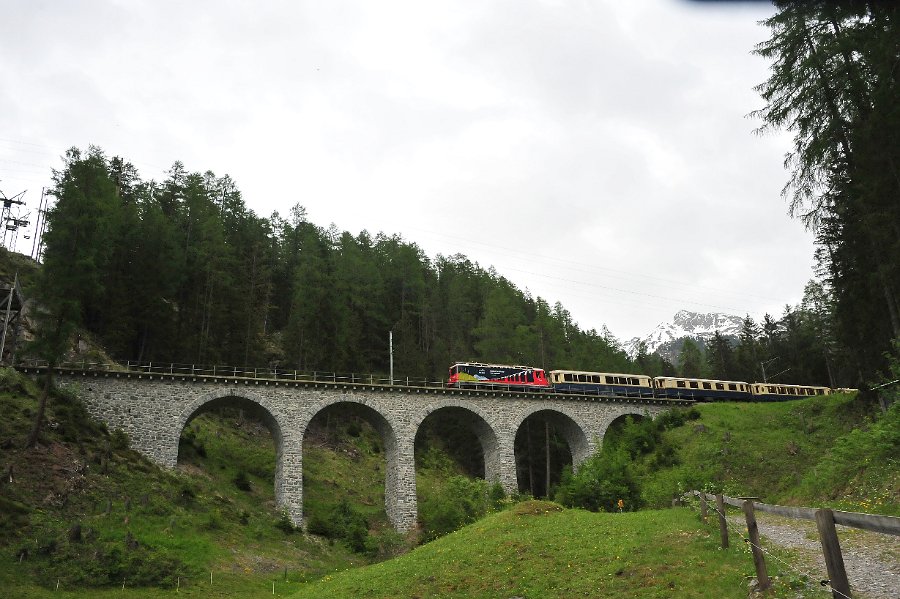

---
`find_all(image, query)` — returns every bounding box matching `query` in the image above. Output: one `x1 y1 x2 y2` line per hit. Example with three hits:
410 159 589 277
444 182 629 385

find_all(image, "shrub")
110 428 130 450
306 499 369 551
275 511 296 534
363 528 406 559
233 470 251 491
555 446 641 512
418 476 497 542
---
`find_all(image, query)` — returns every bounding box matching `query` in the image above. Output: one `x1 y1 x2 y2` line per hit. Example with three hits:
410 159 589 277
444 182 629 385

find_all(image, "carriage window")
527 371 533 383
690 382 699 389
629 377 637 385
728 384 736 390
677 381 685 388
715 383 724 390
590 375 599 383
565 374 573 382
702 382 711 390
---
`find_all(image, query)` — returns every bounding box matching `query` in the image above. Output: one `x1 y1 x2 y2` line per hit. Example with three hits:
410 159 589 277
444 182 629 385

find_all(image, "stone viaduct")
24 367 689 532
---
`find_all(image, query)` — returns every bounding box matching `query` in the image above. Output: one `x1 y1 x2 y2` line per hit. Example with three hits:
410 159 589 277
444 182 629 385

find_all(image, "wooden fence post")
716 494 729 549
699 493 708 522
815 508 851 598
742 500 770 590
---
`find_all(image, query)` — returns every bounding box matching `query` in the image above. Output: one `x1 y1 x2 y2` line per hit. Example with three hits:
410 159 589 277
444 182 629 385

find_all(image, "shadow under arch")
513 408 591 498
300 399 406 530
174 388 288 513
600 412 651 450
412 405 502 482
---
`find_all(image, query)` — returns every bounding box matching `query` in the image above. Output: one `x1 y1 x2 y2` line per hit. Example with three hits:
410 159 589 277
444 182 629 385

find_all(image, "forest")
23 3 899 391
20 146 866 389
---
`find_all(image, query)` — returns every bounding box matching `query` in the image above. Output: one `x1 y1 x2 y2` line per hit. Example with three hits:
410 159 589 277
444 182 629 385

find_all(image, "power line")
410 226 790 304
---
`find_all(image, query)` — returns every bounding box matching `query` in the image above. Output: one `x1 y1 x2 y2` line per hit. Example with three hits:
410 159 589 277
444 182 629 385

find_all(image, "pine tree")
26 146 122 447
754 2 900 378
677 339 704 378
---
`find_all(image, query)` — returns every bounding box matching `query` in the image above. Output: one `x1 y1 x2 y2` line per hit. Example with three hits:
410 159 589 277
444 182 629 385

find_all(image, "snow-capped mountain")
626 310 743 362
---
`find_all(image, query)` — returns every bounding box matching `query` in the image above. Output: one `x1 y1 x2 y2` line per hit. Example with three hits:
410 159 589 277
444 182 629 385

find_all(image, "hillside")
288 501 811 599
0 368 380 595
0 367 511 595
1 364 896 597
631 392 899 515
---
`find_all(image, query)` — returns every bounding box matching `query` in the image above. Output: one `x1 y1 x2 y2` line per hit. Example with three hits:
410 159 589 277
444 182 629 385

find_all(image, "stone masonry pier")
22 367 688 532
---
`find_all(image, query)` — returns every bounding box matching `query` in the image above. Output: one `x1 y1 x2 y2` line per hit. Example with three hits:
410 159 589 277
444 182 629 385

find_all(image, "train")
447 361 847 401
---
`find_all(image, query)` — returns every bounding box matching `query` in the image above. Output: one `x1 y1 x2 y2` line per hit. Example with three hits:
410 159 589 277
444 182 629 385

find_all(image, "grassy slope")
638 393 899 515
288 501 815 599
0 369 390 596
2 364 895 597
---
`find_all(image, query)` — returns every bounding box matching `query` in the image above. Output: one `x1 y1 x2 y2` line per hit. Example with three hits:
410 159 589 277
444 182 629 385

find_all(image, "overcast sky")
0 0 816 343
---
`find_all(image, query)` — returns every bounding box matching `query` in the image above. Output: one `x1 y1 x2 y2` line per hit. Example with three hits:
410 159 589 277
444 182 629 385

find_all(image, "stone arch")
173 387 299 523
595 408 655 448
514 406 593 468
511 403 595 500
412 401 503 483
299 394 413 532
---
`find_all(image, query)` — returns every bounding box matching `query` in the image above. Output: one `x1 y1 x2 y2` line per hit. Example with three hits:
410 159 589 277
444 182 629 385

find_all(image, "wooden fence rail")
689 490 900 598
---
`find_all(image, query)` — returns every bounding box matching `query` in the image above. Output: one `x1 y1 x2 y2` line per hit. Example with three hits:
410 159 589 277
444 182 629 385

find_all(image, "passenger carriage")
549 370 654 397
653 376 751 401
749 383 830 401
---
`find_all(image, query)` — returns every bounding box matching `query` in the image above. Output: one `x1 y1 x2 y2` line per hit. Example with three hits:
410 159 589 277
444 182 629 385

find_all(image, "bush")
363 528 406 558
275 511 296 534
418 476 499 542
110 428 130 450
233 470 251 491
555 446 641 512
306 499 369 551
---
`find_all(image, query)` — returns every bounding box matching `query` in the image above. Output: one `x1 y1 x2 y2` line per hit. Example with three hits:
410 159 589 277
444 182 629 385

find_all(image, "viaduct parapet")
23 367 688 532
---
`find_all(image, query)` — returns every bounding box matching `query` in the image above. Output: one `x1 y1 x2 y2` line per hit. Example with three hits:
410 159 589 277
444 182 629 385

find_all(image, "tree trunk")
526 419 534 497
24 369 54 449
545 420 551 499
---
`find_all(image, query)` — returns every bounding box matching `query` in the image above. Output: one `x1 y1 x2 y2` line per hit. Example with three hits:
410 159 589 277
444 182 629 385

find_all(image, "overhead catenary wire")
411 226 790 304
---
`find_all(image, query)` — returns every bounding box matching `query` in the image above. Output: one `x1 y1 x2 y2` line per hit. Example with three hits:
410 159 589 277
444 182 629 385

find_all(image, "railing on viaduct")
19 359 693 404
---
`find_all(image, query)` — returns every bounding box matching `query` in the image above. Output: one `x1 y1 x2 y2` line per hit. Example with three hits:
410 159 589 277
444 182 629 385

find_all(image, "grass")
287 501 819 599
0 368 376 596
636 392 899 515
1 365 895 597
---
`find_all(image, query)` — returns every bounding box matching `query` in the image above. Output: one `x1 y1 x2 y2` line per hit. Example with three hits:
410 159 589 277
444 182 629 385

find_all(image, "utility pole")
389 329 394 385
0 272 18 363
0 187 27 250
31 187 49 261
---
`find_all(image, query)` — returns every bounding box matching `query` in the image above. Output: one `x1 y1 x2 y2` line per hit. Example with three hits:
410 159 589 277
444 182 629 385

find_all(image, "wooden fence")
689 490 900 598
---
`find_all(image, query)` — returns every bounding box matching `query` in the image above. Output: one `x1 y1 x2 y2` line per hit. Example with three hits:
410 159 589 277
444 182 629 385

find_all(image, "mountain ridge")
625 309 743 362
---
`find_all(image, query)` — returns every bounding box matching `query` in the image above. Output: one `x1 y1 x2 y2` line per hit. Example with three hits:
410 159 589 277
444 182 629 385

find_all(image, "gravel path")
725 513 900 599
